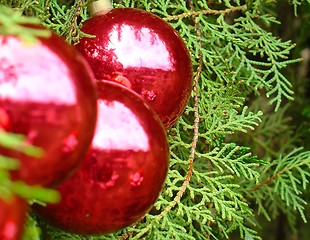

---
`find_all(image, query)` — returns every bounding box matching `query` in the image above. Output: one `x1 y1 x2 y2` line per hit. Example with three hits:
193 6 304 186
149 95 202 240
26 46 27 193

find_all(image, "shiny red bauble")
0 196 28 240
34 81 169 235
76 8 193 128
0 26 97 186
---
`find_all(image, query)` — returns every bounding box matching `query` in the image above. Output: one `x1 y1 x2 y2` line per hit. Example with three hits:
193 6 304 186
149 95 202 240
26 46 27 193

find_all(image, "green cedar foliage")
0 0 310 239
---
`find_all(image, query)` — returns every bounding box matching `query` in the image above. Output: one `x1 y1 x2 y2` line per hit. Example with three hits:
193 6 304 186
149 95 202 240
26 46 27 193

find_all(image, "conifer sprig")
250 148 310 222
0 5 50 42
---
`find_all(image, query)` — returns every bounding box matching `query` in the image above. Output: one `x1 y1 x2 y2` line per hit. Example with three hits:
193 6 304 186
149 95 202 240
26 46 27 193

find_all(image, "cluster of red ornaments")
0 6 192 238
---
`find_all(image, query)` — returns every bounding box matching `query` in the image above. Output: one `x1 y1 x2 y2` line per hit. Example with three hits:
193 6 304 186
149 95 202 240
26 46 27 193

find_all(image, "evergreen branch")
41 0 90 42
163 4 247 22
251 148 310 222
65 0 84 43
0 155 20 170
251 148 310 191
196 144 261 182
195 11 300 111
182 169 259 239
0 4 51 42
0 179 60 204
199 106 263 141
0 130 44 157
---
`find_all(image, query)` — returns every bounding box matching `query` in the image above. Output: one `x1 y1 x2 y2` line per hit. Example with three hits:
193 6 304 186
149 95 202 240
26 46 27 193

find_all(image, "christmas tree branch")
163 4 246 22
67 0 84 42
0 5 50 42
0 130 43 157
248 148 310 224
42 0 92 43
251 173 276 192
251 148 310 192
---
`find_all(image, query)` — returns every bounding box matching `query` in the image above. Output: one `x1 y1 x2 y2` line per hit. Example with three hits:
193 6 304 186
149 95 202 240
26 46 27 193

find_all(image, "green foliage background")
0 0 310 239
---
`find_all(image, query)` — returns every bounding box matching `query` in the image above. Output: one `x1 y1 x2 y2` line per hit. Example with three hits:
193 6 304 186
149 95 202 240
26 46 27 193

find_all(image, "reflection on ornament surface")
0 28 97 186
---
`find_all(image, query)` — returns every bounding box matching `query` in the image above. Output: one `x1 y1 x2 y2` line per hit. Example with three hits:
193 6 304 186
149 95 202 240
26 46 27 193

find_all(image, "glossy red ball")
34 81 169 235
0 195 28 240
0 26 97 186
76 8 193 128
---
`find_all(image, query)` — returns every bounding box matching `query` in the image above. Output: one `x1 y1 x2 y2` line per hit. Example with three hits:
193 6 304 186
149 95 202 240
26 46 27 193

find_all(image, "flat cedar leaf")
0 131 44 157
10 181 60 203
0 155 20 170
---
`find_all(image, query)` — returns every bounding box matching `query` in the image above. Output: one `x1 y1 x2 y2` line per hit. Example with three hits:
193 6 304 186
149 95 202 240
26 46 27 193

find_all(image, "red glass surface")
0 196 28 240
0 27 97 186
76 8 193 128
34 81 169 235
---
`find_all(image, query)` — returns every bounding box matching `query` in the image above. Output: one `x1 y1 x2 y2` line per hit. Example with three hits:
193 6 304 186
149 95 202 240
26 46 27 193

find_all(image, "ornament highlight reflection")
0 38 76 104
93 100 150 151
106 24 173 70
0 28 97 186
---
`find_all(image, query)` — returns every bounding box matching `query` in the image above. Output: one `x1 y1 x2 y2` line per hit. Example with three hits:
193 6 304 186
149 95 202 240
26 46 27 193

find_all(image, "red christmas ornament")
0 26 98 186
34 81 169 235
76 8 193 128
0 195 28 240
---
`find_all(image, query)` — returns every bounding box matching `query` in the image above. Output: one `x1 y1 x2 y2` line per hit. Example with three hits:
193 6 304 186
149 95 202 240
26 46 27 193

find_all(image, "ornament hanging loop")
89 0 113 17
